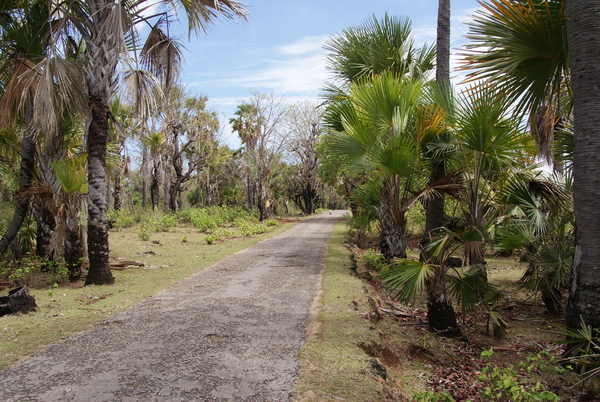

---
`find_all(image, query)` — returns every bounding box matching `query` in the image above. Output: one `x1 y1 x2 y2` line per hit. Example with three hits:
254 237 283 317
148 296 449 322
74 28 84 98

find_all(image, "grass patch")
0 218 300 370
294 219 400 401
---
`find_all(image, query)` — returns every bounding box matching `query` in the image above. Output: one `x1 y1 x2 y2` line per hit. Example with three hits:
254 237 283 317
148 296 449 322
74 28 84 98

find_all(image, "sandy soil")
0 211 346 402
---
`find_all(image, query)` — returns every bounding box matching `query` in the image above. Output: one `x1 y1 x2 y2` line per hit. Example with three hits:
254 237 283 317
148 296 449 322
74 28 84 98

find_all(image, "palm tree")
323 13 435 94
327 73 449 261
453 86 533 282
47 0 247 285
0 0 51 255
460 0 568 168
322 13 438 258
50 157 88 281
496 172 572 314
422 0 452 250
230 102 260 210
143 132 166 211
564 0 600 331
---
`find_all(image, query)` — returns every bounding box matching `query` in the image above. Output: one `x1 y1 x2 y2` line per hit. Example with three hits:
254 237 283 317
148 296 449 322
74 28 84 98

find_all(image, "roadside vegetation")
1 0 600 400
295 218 599 401
0 207 302 370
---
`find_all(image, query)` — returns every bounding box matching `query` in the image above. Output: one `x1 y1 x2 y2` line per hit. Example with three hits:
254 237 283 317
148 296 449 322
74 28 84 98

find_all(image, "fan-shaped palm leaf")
382 259 434 305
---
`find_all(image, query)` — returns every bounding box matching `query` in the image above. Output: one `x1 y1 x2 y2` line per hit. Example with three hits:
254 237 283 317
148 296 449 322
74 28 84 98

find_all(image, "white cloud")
187 36 330 98
277 35 330 55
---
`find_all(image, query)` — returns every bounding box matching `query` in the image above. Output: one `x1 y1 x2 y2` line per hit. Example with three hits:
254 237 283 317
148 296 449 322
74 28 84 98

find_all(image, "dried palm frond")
121 68 163 122
140 24 183 90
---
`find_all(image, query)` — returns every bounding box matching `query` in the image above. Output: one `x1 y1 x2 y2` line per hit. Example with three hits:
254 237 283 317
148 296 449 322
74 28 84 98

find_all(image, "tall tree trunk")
85 97 114 286
150 163 160 211
113 173 122 211
65 217 85 282
565 0 600 331
257 179 267 222
247 175 254 210
0 104 36 255
35 205 55 262
422 0 451 248
141 146 148 208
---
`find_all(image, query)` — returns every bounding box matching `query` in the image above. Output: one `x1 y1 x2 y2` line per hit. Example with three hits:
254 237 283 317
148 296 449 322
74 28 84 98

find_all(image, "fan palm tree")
50 157 88 281
422 0 452 252
495 172 572 314
0 0 52 255
460 0 568 167
328 73 450 260
10 0 248 285
230 102 260 210
322 13 439 257
453 86 533 282
323 12 435 96
564 0 600 332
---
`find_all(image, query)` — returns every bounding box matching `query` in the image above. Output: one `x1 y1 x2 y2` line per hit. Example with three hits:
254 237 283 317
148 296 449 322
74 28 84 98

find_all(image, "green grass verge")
294 219 390 402
0 220 299 370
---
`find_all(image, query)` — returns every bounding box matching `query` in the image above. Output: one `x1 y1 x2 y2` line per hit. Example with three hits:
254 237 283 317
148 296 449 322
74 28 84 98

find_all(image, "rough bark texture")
426 265 462 338
0 109 36 255
565 0 600 330
150 164 160 211
435 0 451 86
378 180 407 261
113 174 122 211
65 222 85 282
141 146 148 208
85 98 114 286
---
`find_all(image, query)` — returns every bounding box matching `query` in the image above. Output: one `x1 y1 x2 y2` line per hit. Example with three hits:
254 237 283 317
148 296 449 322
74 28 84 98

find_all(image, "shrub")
154 214 179 232
107 209 139 230
362 249 388 272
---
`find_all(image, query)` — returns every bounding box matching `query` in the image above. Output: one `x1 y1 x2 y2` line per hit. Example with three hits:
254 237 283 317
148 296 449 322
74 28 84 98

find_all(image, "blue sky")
172 0 483 147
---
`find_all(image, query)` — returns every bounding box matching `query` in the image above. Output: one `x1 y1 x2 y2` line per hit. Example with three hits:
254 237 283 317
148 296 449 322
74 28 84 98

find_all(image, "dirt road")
0 211 346 402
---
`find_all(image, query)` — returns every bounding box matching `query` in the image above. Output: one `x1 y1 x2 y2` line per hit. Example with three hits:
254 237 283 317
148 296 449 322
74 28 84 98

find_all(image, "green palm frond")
489 308 508 338
382 259 433 305
323 13 435 86
51 157 87 194
495 220 537 251
460 0 568 118
447 267 484 313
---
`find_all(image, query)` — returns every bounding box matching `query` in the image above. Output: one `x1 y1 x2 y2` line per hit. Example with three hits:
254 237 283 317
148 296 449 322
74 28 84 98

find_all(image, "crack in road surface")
0 211 346 402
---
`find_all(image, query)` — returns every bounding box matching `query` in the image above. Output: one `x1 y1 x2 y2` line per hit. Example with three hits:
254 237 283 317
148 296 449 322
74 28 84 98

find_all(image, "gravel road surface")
0 210 346 402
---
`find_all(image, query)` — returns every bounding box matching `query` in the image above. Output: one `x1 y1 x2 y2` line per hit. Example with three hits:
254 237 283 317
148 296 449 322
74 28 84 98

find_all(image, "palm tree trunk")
113 174 122 211
85 97 114 285
247 175 254 210
141 146 148 208
422 0 450 250
378 179 407 261
565 0 600 331
0 104 36 255
150 163 160 211
426 264 462 337
65 218 84 282
435 0 451 86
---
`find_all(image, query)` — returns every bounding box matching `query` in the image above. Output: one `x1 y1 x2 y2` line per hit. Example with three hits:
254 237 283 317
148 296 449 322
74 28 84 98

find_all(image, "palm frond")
169 0 249 35
382 259 433 305
140 23 183 90
121 68 163 122
460 0 568 118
